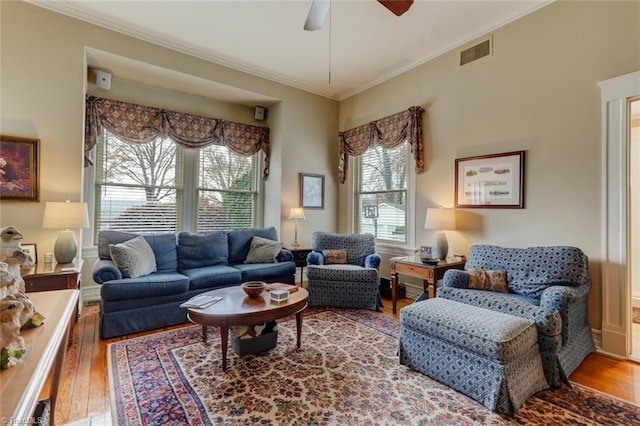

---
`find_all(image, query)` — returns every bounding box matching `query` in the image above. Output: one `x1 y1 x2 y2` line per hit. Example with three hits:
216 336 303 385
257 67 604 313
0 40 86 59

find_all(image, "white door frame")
598 70 640 357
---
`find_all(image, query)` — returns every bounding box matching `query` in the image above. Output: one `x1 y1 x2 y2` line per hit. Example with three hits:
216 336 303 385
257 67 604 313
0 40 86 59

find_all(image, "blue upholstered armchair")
306 232 381 310
438 245 595 387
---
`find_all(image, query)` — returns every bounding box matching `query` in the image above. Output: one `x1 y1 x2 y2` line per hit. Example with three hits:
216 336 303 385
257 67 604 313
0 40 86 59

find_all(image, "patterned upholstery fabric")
439 244 595 387
399 298 549 413
306 232 380 310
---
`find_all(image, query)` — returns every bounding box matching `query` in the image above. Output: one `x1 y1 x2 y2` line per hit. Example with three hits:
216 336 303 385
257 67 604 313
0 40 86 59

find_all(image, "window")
354 141 409 244
94 129 259 238
197 144 257 231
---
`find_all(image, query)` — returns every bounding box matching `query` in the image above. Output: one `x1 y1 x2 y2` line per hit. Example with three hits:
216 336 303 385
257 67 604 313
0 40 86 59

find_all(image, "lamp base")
432 231 449 260
53 230 78 264
290 240 301 249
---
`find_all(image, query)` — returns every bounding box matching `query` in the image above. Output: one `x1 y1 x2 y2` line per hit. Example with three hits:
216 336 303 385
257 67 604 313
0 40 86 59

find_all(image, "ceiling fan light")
304 0 330 31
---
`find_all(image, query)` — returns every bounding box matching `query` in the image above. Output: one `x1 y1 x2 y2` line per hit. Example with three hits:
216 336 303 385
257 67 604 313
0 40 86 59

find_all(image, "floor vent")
460 38 492 66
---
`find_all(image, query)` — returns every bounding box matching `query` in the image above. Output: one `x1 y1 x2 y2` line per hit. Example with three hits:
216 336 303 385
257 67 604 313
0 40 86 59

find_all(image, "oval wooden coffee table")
187 285 309 371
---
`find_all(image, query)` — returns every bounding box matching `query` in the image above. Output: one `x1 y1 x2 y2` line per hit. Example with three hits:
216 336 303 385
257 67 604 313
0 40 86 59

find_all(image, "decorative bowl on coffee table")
241 281 266 298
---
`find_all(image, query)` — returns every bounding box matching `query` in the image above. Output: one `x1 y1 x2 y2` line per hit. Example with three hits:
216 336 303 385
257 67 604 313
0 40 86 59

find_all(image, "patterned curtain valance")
338 106 424 183
84 95 270 179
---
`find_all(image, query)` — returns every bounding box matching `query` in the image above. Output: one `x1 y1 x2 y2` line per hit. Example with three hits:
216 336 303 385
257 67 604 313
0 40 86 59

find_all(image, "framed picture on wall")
455 150 525 208
0 135 40 201
299 173 325 209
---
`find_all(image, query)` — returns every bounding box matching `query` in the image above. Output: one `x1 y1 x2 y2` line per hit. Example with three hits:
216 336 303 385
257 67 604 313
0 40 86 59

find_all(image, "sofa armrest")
307 250 325 265
364 253 381 269
442 269 470 288
93 259 122 284
277 248 294 262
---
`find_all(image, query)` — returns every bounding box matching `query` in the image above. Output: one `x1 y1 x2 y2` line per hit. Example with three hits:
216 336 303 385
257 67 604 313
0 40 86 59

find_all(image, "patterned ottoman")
398 298 549 413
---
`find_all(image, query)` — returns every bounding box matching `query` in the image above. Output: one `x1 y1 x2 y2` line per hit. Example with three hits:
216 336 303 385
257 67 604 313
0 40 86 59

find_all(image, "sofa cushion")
228 227 279 265
100 272 189 301
178 231 229 271
232 262 297 283
109 236 157 278
98 231 178 273
181 265 242 290
437 286 562 337
306 264 379 283
467 268 507 293
244 236 281 264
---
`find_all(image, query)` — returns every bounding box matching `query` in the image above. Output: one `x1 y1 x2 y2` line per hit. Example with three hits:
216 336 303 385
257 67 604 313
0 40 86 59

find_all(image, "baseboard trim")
82 285 101 304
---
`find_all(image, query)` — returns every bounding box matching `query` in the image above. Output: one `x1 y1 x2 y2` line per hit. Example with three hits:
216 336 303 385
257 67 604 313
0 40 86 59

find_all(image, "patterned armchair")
305 232 381 310
438 244 595 387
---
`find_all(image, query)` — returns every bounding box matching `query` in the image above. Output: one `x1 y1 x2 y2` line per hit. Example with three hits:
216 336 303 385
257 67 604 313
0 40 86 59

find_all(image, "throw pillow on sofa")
467 268 508 293
244 236 281 264
109 236 157 278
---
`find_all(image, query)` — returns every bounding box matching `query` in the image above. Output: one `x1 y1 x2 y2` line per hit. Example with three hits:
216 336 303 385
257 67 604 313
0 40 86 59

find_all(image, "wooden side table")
0 289 79 425
285 247 312 284
390 256 465 313
21 260 83 293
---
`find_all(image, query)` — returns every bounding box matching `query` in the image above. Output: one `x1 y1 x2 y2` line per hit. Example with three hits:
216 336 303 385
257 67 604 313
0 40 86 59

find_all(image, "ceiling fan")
304 0 414 31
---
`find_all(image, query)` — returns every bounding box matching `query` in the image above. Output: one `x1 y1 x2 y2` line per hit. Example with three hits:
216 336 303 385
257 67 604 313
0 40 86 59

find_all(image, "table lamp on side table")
288 207 306 249
425 207 456 260
42 200 90 264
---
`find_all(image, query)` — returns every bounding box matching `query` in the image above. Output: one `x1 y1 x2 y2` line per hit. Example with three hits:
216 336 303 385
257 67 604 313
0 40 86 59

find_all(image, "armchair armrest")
277 248 294 262
442 269 470 288
93 259 122 284
364 253 381 269
307 250 325 265
539 283 590 312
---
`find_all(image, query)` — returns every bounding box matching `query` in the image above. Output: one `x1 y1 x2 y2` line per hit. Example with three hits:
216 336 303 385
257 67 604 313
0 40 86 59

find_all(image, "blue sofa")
438 244 595 387
93 227 295 338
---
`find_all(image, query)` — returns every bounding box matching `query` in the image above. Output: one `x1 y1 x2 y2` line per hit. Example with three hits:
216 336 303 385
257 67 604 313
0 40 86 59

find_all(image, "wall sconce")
288 207 306 249
42 200 90 264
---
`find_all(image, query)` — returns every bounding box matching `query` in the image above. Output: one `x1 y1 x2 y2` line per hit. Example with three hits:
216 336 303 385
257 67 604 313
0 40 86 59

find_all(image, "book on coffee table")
265 283 298 292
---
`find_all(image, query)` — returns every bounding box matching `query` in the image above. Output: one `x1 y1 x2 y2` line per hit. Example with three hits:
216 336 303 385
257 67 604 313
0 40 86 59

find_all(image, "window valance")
338 106 424 183
84 95 270 179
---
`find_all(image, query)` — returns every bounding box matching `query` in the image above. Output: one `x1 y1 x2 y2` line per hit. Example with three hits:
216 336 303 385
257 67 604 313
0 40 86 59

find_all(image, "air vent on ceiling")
460 38 492 66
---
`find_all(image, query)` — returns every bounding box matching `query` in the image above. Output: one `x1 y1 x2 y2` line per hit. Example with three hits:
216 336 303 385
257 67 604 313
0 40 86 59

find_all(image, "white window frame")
83 130 263 247
350 142 416 252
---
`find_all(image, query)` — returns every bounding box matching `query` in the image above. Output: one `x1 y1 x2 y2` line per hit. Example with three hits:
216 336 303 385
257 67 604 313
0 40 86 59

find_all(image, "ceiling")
32 0 552 101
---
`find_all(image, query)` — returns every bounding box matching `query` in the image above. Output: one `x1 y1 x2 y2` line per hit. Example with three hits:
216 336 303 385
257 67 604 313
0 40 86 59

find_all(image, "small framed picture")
21 243 37 264
299 173 325 210
420 246 432 259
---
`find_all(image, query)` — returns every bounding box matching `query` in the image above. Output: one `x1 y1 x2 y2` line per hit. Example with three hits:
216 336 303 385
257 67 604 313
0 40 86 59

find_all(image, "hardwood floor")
54 298 640 425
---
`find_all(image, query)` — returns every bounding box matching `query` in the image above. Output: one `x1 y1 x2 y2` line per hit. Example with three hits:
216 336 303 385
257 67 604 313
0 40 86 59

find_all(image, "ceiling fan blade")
377 0 414 17
304 0 330 31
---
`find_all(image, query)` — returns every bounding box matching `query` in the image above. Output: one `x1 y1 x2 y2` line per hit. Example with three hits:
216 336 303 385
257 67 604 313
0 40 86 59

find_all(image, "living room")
1 0 639 424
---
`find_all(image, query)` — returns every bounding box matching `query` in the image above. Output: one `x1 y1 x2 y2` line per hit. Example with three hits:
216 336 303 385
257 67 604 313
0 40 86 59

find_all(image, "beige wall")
339 0 640 329
0 1 338 260
2 1 640 330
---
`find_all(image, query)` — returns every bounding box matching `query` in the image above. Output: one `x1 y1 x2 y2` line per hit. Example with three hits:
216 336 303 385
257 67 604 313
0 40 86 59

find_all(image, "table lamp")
42 200 90 264
288 207 306 249
425 208 456 260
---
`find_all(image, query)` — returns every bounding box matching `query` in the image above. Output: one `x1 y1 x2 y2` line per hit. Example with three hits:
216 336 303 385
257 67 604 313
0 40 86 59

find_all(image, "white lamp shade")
42 201 90 264
288 207 306 220
42 201 90 229
424 208 456 231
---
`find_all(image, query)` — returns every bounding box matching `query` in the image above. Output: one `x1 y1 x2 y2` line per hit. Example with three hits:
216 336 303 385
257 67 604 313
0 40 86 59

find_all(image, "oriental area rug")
108 308 640 425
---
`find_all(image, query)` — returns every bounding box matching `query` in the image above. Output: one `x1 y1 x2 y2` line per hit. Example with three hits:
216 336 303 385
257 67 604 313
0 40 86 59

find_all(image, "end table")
285 247 312 284
390 256 465 313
